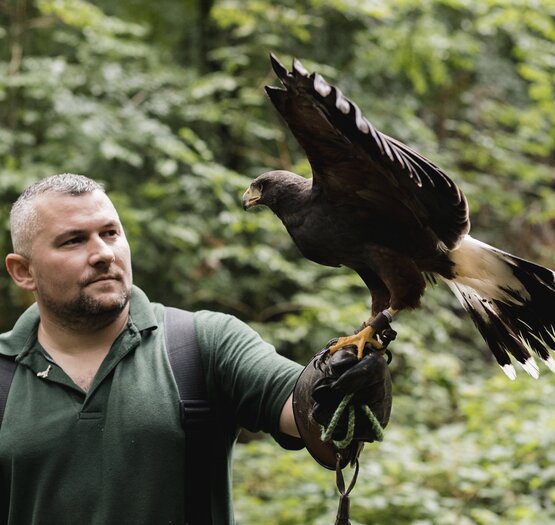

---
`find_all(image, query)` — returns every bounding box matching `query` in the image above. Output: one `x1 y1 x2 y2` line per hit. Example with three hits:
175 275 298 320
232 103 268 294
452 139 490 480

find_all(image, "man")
0 174 304 524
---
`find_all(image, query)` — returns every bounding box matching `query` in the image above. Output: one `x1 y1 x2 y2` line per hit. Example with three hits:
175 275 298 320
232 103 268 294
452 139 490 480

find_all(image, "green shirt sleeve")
194 310 303 441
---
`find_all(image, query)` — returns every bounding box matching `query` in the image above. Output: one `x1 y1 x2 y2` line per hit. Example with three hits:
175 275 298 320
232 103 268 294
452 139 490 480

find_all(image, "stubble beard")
40 284 132 332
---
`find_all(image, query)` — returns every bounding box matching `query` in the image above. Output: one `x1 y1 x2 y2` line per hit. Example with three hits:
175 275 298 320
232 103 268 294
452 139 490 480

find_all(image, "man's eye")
102 230 118 239
62 237 83 246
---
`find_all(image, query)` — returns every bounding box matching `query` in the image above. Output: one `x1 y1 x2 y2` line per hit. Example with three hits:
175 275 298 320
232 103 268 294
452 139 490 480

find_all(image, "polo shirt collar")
0 285 158 358
128 285 159 333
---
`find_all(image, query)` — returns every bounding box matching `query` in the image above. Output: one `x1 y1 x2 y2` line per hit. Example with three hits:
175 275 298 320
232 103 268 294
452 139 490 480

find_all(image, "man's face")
26 190 133 329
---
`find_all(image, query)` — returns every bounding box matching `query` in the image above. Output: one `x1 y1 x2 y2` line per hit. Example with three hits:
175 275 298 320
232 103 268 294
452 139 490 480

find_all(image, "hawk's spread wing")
265 54 469 251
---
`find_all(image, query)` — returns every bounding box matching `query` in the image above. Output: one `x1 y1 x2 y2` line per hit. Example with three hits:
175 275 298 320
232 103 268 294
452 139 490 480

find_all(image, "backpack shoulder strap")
0 357 17 427
164 306 213 525
164 306 206 401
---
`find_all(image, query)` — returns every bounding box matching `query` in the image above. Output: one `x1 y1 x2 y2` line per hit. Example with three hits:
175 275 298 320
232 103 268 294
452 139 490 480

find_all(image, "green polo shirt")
0 286 302 525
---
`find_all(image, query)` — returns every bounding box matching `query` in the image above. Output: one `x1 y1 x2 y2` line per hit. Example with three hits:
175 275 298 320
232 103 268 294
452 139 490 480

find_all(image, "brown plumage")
242 54 555 379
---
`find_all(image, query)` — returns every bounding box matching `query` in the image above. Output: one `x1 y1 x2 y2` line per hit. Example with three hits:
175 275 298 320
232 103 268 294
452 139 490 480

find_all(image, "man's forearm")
279 394 300 437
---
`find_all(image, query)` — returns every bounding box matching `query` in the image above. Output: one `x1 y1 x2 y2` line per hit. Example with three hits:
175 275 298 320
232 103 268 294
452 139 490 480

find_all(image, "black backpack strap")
164 307 213 525
0 357 17 427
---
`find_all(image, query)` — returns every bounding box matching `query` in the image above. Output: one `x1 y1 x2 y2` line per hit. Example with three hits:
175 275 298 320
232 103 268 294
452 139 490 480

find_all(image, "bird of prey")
242 54 555 379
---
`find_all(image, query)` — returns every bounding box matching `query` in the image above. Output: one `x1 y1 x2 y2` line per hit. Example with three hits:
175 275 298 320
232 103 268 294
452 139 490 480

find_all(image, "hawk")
242 54 555 379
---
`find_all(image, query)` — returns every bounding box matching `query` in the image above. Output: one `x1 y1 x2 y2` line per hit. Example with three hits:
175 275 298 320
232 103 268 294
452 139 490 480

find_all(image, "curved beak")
242 185 262 210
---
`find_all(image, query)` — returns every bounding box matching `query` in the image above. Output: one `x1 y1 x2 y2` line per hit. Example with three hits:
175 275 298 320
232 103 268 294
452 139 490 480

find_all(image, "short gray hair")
10 173 105 257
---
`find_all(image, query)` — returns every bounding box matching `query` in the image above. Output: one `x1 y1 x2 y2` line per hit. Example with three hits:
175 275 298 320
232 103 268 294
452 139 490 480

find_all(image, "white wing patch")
449 235 531 305
443 238 555 378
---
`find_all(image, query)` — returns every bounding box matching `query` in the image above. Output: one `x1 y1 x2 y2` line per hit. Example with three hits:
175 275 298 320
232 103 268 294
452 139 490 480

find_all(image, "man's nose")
88 236 115 266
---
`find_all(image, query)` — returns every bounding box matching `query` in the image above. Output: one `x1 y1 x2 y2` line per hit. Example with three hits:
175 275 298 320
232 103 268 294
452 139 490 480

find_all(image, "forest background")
1 0 554 523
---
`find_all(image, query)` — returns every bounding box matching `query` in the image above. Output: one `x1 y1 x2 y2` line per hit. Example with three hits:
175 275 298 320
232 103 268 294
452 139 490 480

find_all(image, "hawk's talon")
385 348 393 364
323 310 396 362
327 325 383 360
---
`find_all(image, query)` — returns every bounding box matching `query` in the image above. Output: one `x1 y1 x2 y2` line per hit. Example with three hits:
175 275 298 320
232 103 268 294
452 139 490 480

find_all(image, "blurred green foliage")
0 0 554 523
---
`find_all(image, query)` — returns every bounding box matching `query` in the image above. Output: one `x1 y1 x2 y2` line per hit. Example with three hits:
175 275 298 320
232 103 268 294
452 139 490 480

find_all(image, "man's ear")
5 254 36 291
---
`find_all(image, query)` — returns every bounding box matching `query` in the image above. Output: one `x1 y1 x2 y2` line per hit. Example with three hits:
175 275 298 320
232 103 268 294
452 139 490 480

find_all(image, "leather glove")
293 343 392 470
311 346 392 444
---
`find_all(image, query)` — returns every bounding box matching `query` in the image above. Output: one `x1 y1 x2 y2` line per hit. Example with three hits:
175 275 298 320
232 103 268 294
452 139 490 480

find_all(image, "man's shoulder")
193 309 241 327
192 310 259 339
0 303 40 358
142 296 270 358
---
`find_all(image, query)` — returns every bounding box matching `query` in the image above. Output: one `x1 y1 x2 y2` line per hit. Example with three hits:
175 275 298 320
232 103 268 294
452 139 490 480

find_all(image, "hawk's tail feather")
445 235 555 379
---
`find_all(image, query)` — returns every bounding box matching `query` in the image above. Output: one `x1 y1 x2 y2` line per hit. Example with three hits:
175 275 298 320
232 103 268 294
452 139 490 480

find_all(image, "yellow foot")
327 325 383 359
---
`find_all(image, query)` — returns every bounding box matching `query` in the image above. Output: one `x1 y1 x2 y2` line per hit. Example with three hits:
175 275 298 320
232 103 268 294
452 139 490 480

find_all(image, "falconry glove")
293 343 392 470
